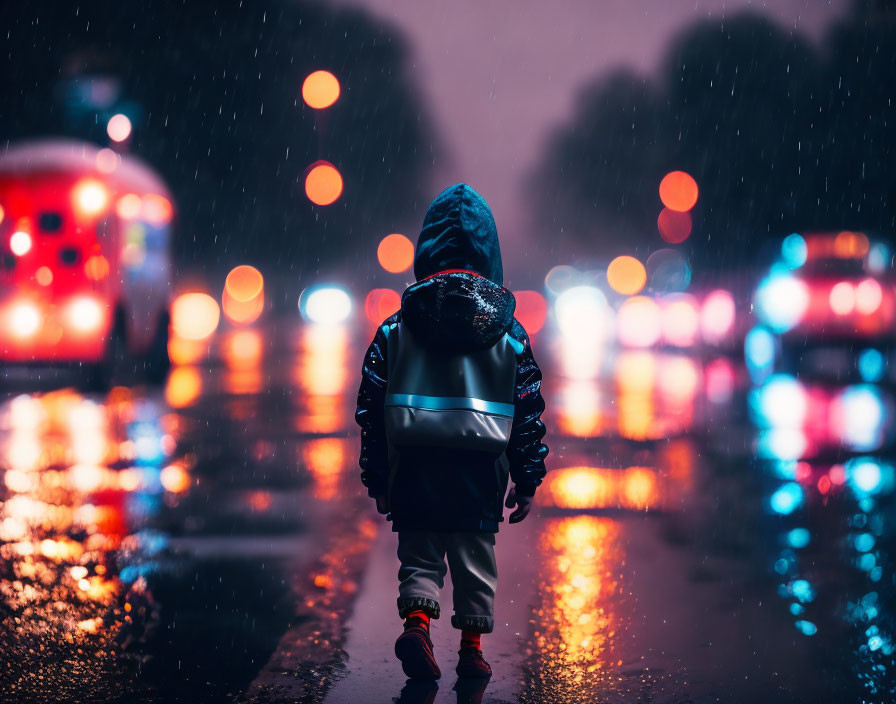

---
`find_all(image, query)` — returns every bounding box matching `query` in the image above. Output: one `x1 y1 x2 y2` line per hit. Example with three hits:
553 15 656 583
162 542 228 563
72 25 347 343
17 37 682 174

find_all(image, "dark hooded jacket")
354 183 549 532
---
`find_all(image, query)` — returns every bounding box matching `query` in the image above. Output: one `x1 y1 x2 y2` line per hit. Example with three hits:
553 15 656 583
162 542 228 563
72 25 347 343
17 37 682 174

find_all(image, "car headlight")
10 302 42 338
66 297 105 332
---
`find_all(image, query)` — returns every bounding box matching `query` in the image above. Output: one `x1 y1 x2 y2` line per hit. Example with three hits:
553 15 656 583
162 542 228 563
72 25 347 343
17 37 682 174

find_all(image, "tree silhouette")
527 4 896 275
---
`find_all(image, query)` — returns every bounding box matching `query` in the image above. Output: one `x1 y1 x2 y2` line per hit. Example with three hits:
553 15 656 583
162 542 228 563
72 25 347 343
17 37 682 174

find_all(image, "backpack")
382 319 520 456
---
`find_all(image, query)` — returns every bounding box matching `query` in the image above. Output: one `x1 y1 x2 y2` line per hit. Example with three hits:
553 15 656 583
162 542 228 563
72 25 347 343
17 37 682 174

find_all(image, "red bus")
0 139 172 386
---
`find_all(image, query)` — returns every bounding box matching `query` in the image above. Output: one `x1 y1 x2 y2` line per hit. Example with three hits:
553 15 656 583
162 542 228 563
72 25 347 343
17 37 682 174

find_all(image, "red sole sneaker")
455 647 492 679
395 627 441 680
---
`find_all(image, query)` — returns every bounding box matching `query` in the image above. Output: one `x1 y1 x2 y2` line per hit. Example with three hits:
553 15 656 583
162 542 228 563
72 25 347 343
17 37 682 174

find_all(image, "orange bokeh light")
223 289 264 325
607 256 646 296
365 288 401 323
305 161 343 206
165 366 202 408
302 71 341 109
225 329 263 364
657 207 692 243
84 255 110 281
833 230 870 259
377 234 414 273
142 194 173 225
659 171 698 212
225 265 264 302
513 290 548 334
223 266 264 325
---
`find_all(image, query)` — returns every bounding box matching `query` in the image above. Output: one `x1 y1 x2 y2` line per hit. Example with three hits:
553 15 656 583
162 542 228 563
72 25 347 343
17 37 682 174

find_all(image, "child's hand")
375 495 389 514
505 487 533 524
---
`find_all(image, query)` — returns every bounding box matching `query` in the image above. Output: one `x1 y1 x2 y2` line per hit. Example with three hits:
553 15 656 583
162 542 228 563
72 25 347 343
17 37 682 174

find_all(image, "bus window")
59 247 80 266
39 212 63 233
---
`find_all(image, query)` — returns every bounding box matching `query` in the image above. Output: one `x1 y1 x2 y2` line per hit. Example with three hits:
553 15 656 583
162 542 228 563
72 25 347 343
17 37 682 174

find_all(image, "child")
355 183 549 680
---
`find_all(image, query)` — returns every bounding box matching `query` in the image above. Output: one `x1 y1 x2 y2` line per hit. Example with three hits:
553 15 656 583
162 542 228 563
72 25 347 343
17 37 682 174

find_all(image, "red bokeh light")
659 171 699 212
365 288 401 324
657 207 692 243
513 290 547 334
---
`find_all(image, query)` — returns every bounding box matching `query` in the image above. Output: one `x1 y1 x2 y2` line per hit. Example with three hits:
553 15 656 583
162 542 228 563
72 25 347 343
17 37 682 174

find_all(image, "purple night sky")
329 0 850 278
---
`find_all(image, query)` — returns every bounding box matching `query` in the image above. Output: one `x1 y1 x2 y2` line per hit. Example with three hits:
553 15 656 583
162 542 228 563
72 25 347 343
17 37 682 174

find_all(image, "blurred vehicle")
749 231 896 385
0 139 173 387
754 231 895 343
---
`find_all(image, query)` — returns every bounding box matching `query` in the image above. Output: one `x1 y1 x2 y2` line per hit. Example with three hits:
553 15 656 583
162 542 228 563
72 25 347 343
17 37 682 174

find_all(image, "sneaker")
455 646 492 679
395 621 441 680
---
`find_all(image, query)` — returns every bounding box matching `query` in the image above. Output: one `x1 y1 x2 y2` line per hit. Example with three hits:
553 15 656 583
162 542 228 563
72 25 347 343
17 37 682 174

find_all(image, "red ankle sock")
406 610 430 630
460 630 481 649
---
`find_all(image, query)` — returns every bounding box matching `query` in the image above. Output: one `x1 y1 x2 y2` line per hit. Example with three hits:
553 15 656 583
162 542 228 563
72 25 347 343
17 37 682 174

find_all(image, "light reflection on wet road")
1 319 895 702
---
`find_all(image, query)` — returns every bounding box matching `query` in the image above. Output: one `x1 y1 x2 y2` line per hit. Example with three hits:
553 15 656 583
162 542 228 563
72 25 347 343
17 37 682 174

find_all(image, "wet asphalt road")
1 319 895 703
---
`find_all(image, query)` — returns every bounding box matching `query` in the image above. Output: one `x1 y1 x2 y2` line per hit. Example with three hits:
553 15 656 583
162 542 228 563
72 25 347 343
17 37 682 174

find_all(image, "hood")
401 271 516 354
413 183 503 285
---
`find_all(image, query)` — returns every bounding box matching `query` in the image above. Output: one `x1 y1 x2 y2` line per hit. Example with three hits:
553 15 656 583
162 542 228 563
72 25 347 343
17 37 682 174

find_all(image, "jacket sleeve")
354 321 392 498
506 320 549 497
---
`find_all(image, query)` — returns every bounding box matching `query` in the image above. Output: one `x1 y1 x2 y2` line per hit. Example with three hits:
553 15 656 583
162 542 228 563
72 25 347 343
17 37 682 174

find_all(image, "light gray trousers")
395 531 498 633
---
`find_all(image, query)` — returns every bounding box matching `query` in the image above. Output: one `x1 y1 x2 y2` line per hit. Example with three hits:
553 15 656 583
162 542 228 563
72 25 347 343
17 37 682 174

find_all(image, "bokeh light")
829 281 855 316
165 366 202 408
10 230 32 256
544 265 579 296
72 179 109 216
754 270 809 332
171 292 220 340
705 357 736 404
751 374 807 428
700 289 736 344
554 286 611 379
858 348 885 383
106 113 132 142
616 296 661 348
657 208 692 243
299 286 352 324
554 286 608 336
222 289 264 326
304 161 343 206
225 265 264 302
744 326 776 381
35 266 53 286
781 233 808 269
607 256 646 296
646 248 691 293
514 290 547 334
84 254 109 281
660 294 699 347
364 288 401 324
95 148 119 174
141 193 173 225
116 193 142 219
302 70 341 109
855 278 883 315
834 230 870 258
659 170 698 212
377 233 414 273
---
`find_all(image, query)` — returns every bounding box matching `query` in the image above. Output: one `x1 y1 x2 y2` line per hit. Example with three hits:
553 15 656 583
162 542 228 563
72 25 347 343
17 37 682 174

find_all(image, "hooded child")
355 183 549 680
